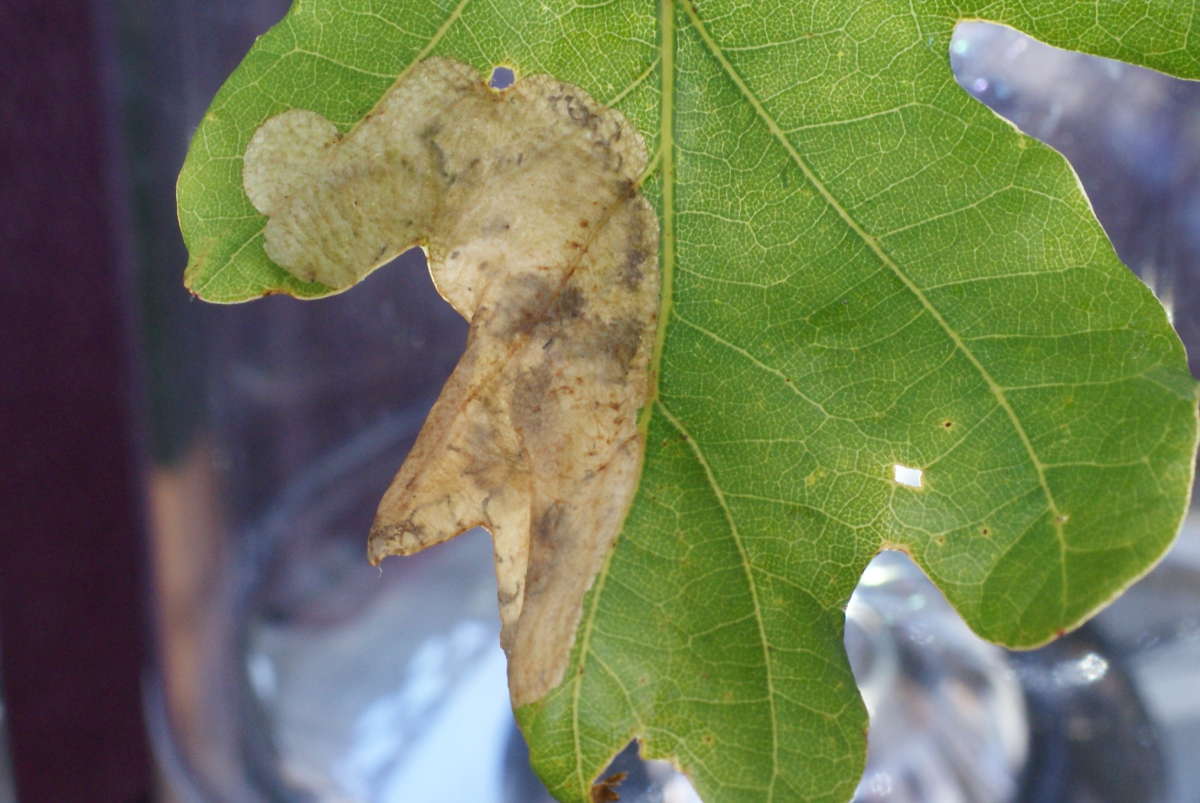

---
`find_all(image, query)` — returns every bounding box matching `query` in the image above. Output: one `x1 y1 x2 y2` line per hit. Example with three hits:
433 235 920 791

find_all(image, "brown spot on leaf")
590 772 627 803
533 501 568 547
601 318 644 374
502 275 587 337
552 286 586 322
622 249 647 289
511 361 555 424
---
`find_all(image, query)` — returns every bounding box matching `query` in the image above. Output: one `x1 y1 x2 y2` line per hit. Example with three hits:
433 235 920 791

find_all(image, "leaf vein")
679 0 1069 620
656 398 781 801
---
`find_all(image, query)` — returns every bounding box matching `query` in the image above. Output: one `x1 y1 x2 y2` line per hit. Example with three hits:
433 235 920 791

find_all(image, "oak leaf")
178 3 1200 801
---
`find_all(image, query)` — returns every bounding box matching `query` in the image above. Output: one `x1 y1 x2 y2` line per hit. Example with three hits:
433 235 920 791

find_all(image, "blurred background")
4 2 1200 802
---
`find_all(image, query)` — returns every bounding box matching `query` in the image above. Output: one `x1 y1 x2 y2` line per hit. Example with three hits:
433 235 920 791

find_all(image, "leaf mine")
242 58 659 705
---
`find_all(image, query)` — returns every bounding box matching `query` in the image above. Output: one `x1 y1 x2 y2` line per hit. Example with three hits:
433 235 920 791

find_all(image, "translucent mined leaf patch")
244 58 659 704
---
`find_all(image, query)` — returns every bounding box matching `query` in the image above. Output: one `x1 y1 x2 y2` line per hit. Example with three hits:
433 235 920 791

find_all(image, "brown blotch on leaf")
242 58 659 706
501 275 587 337
551 286 586 322
590 772 628 803
533 501 568 547
510 361 555 423
620 200 652 290
622 249 647 290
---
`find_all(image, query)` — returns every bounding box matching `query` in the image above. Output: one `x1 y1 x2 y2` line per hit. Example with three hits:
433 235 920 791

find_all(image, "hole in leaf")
489 65 515 89
589 741 702 802
893 464 922 488
949 21 1200 369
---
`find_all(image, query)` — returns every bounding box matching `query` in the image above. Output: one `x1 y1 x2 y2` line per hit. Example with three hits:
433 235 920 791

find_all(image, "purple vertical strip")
0 2 152 800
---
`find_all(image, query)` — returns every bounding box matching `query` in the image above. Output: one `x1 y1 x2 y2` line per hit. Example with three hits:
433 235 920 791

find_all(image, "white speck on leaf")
893 464 923 488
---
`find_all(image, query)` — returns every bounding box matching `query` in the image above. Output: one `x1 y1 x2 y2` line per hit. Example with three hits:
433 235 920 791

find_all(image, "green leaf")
177 2 1200 801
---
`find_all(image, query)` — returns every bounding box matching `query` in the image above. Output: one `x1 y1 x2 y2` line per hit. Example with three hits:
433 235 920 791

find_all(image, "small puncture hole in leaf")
941 420 954 429
893 464 923 488
489 65 515 89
